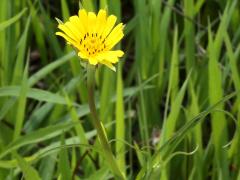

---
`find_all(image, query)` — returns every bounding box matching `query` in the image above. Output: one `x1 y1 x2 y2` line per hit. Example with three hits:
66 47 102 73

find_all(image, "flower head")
56 9 124 71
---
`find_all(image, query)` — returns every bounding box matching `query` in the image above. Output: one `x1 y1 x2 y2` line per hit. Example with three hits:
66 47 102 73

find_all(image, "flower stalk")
87 65 125 179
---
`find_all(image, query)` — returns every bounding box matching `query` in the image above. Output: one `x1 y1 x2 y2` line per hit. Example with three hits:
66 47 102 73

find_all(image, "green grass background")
0 0 240 179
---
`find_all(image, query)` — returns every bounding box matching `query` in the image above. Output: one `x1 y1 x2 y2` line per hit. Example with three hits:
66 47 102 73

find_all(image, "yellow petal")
96 9 107 35
97 50 124 63
102 15 117 38
88 12 97 33
58 24 77 40
106 33 124 50
101 60 116 71
89 57 98 65
78 52 88 59
78 9 88 32
69 15 85 36
56 32 78 47
106 56 119 63
64 22 81 41
106 23 124 41
105 23 124 49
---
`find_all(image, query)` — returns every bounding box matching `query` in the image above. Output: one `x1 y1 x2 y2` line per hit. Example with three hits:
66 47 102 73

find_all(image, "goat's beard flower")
56 9 124 71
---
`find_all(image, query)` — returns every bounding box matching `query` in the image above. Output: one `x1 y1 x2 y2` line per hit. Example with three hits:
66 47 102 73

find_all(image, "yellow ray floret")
56 9 124 71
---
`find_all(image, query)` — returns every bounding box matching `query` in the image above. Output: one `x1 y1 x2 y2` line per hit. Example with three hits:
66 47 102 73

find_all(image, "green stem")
87 65 125 180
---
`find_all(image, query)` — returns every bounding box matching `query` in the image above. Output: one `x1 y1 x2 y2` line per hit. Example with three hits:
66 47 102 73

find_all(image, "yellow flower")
56 9 124 71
